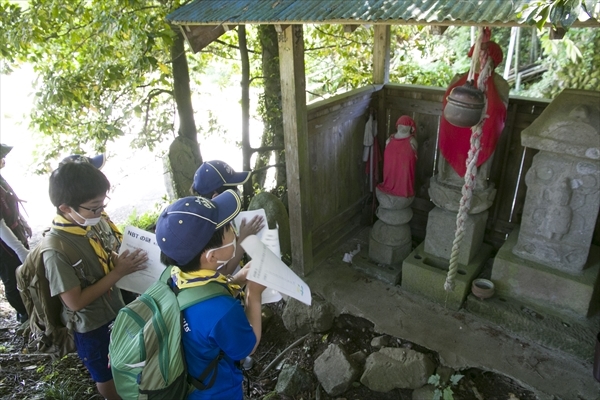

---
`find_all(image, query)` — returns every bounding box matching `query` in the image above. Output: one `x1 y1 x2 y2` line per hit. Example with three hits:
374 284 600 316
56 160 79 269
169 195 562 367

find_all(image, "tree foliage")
0 0 183 172
521 27 600 97
517 0 599 30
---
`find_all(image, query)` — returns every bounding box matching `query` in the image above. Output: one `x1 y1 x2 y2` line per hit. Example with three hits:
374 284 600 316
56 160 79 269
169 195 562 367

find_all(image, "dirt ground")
0 291 540 400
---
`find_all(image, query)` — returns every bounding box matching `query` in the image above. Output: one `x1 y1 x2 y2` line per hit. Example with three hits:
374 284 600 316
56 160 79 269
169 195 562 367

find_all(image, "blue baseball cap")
192 160 251 197
61 154 106 170
156 190 242 265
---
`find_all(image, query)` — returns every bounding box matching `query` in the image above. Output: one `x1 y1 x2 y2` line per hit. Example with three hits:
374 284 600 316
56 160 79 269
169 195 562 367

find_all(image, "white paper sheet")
233 210 268 241
115 226 164 294
241 235 311 305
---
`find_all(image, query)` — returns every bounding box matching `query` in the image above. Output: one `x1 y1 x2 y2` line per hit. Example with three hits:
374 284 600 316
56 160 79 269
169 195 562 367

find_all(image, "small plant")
428 372 464 400
119 196 169 232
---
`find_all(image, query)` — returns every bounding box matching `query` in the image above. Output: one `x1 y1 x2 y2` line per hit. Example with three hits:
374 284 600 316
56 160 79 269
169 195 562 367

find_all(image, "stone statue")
377 116 418 198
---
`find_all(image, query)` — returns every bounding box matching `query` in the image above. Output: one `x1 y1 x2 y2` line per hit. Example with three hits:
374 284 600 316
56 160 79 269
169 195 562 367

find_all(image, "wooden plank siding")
306 84 600 267
307 86 379 258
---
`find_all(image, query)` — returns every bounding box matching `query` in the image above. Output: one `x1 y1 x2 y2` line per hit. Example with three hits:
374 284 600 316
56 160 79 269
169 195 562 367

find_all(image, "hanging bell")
443 80 485 127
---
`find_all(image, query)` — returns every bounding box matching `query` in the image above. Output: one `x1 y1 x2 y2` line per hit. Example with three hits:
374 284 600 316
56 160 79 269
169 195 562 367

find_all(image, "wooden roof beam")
274 24 290 33
430 25 448 35
179 24 236 53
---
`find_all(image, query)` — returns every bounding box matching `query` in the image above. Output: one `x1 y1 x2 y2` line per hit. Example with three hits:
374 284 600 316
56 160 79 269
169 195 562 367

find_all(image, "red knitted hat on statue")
395 116 416 134
468 41 503 68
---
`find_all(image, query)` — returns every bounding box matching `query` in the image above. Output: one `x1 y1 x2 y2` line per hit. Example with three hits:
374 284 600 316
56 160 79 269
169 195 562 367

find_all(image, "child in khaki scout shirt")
46 161 147 399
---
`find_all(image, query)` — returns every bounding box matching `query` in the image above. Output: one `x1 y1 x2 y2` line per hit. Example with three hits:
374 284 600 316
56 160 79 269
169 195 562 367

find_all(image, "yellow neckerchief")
170 266 240 295
52 214 114 275
102 212 123 243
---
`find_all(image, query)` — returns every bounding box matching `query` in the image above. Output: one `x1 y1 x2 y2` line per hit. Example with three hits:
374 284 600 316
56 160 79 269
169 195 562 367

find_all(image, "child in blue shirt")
156 190 266 400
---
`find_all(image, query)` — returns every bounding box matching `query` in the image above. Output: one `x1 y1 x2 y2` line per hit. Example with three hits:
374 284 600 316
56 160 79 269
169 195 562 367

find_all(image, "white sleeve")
0 218 29 262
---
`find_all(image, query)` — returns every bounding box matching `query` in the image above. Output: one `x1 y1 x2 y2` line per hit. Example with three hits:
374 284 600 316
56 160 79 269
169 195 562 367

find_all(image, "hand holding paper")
241 235 311 306
234 210 268 240
115 226 165 294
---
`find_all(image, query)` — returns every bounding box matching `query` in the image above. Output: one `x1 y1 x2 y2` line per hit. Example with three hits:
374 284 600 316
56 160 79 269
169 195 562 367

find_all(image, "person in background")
190 160 264 277
0 144 31 324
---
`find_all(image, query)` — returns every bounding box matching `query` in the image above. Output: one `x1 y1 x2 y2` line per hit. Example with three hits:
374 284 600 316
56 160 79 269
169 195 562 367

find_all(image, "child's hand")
112 249 148 278
230 264 251 285
238 215 265 241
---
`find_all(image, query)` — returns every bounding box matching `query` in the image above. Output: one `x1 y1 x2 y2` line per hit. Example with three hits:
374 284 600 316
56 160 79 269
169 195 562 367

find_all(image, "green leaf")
442 387 454 400
428 374 441 386
449 373 464 386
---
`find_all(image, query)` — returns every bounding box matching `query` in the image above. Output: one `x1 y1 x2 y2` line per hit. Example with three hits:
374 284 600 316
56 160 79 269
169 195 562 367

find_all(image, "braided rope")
444 40 493 292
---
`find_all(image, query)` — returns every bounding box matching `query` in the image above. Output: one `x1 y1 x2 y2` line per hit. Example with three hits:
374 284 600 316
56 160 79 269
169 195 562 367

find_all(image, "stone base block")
492 228 600 318
401 243 492 310
369 235 412 266
424 207 488 265
352 253 402 285
370 220 411 246
465 294 599 361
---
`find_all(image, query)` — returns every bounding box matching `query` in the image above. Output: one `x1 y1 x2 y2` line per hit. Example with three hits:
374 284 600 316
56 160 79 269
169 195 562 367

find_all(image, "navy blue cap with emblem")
155 189 241 265
192 160 251 197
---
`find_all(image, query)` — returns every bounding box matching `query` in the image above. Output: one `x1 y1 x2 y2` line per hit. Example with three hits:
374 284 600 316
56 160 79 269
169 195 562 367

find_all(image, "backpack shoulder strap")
40 232 81 266
159 267 232 311
177 283 231 311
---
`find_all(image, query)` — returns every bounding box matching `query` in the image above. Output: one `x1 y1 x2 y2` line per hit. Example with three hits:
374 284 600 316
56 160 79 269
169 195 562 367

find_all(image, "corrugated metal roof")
167 0 551 27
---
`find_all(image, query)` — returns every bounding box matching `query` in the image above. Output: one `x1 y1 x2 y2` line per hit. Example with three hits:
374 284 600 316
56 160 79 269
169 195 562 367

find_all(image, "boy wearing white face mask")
46 161 148 400
157 191 266 400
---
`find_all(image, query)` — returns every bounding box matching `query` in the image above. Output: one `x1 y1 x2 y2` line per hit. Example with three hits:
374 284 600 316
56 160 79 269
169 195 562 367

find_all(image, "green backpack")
109 269 231 400
16 232 79 357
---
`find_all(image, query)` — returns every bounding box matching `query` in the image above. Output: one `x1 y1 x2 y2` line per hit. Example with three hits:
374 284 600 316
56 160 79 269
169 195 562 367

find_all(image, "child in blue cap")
191 160 264 277
156 190 266 400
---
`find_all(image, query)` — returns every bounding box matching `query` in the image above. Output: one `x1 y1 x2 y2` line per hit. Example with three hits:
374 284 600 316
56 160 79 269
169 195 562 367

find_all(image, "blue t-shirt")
183 294 257 400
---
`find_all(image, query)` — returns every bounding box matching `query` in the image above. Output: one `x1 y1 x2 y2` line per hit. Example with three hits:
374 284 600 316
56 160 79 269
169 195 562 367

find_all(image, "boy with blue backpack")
156 190 266 399
109 189 266 400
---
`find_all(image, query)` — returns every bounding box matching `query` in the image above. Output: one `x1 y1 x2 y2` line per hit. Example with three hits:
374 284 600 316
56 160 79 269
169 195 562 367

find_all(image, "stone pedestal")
368 189 413 265
401 155 496 308
402 242 493 310
424 207 488 266
492 229 600 318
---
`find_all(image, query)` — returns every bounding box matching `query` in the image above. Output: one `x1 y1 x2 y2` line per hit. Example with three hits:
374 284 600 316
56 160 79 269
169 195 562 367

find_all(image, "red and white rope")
444 29 492 292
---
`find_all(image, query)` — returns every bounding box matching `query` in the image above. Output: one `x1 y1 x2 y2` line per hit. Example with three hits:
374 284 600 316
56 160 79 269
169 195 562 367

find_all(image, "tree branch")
251 163 285 174
142 89 174 134
252 146 284 153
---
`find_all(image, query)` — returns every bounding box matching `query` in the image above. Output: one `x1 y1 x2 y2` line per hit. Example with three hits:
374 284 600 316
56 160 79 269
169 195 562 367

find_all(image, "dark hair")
159 224 232 272
188 185 224 199
49 162 110 214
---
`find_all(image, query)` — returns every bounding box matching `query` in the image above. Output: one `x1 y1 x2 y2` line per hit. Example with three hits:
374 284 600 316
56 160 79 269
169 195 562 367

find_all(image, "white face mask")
206 236 237 265
70 208 102 227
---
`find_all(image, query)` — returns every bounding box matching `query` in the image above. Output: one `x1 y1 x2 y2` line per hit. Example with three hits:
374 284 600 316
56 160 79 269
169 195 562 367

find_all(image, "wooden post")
373 25 390 179
373 25 390 85
504 27 517 80
514 27 522 90
278 25 313 276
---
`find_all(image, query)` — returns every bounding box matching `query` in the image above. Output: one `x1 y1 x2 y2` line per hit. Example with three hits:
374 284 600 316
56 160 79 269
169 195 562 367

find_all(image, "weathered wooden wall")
306 86 379 261
306 84 599 264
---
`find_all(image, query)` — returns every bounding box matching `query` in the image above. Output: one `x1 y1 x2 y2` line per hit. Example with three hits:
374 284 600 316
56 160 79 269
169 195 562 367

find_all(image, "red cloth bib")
377 136 417 198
